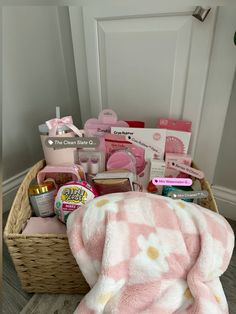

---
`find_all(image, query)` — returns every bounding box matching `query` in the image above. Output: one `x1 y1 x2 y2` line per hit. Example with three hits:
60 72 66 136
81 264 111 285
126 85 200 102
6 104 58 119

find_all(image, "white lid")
38 123 71 134
38 124 49 133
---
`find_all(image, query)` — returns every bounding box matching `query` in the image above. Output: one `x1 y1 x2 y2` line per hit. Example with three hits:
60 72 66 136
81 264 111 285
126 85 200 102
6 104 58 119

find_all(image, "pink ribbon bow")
46 116 83 137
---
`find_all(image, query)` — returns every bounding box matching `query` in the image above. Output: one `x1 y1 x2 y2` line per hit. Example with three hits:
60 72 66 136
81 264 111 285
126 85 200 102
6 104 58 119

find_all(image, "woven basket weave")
4 160 218 294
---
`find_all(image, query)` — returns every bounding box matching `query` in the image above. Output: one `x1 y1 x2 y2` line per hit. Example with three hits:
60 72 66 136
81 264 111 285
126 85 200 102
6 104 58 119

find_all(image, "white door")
69 4 236 182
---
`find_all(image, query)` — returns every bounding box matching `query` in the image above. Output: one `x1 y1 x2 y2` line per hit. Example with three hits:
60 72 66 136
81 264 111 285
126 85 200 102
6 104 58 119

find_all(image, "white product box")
111 127 166 161
150 159 166 195
150 159 166 179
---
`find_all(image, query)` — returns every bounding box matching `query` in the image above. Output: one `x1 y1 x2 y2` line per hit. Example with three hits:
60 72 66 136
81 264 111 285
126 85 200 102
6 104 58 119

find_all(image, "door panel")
98 16 192 127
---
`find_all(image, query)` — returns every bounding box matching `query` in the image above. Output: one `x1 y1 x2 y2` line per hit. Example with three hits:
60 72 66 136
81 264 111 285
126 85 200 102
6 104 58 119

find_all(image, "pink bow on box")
46 116 83 137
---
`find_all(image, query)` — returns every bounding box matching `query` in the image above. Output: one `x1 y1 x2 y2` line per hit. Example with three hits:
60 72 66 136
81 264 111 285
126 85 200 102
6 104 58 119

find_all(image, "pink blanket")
67 192 234 314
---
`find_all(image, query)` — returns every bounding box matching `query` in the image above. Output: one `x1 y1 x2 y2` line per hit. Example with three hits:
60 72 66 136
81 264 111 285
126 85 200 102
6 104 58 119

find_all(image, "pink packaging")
165 153 192 178
37 164 85 187
104 134 145 175
157 118 192 132
165 130 191 154
84 109 129 137
54 181 98 223
107 150 136 173
22 217 67 234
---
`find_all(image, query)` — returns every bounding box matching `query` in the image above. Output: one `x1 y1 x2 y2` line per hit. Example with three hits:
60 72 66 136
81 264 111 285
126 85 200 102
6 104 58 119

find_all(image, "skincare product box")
150 160 165 179
150 159 166 195
165 153 192 178
111 127 166 161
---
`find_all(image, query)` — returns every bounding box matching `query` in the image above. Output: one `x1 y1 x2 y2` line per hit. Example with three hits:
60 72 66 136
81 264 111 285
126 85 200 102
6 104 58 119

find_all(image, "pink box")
165 129 191 155
165 153 192 178
157 118 192 132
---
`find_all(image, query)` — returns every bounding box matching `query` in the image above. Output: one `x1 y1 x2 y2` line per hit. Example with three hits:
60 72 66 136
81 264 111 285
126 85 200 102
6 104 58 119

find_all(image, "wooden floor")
3 212 236 314
3 213 33 314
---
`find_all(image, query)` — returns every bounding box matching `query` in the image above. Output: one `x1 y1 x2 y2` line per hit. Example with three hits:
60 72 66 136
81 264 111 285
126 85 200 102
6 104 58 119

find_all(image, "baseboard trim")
3 168 29 213
212 185 236 220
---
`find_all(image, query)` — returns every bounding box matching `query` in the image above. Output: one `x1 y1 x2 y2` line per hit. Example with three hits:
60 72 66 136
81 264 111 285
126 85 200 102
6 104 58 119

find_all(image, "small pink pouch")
22 216 67 234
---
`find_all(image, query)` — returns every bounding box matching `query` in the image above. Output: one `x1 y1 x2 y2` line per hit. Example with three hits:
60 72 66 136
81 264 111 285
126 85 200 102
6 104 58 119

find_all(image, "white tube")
90 158 99 174
56 106 61 119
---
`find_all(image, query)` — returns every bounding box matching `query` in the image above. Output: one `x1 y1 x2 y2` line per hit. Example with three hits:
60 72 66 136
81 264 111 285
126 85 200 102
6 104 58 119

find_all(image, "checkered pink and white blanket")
67 192 234 314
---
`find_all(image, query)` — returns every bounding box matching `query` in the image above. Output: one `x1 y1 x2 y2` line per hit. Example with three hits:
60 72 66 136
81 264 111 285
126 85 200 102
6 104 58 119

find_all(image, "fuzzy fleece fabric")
67 192 234 314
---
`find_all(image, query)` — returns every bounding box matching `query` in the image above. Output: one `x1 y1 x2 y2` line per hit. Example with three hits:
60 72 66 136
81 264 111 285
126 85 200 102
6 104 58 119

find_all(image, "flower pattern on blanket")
85 276 125 312
67 192 234 314
136 233 169 276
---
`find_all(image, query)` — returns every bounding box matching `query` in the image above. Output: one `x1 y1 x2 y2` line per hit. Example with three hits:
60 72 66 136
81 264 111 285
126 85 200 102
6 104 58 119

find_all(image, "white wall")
2 6 81 181
212 72 236 220
214 72 236 190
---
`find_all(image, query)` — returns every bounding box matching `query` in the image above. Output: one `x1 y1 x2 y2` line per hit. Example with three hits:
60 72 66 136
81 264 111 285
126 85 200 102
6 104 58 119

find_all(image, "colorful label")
61 186 88 203
30 190 56 217
54 182 97 223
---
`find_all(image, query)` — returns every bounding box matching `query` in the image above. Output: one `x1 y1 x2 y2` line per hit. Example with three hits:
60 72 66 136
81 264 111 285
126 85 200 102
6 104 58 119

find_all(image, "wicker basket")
4 160 218 294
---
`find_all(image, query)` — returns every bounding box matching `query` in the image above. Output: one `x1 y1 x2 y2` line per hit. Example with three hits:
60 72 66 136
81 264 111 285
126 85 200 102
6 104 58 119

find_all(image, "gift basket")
4 108 218 293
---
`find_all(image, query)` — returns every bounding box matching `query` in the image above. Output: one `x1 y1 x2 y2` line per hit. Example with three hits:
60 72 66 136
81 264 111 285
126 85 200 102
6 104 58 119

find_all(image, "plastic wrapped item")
92 170 139 195
106 150 136 174
104 134 145 174
54 181 98 223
